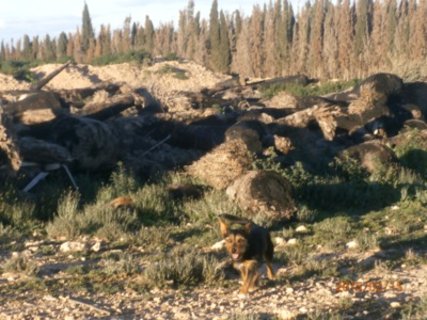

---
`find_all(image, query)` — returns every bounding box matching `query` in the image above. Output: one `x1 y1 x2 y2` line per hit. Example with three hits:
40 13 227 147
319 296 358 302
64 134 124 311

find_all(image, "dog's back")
245 224 274 263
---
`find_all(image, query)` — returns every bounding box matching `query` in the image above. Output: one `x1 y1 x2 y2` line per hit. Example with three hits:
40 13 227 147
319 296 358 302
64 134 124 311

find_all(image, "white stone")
390 301 401 308
346 240 359 250
210 240 225 251
298 307 308 314
295 225 308 233
277 309 297 320
90 241 102 252
59 241 86 253
274 237 287 246
287 238 298 246
384 292 397 299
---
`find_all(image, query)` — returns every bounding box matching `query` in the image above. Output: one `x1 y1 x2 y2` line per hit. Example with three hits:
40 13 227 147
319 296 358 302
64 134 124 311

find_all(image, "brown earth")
28 61 230 93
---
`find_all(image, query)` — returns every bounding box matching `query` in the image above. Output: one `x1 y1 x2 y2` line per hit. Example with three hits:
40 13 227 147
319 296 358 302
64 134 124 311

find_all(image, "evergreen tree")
0 41 6 61
385 0 397 53
218 10 231 73
129 23 136 48
66 33 74 58
249 4 266 76
81 3 95 53
57 32 68 58
21 35 31 60
337 0 354 78
309 0 326 77
209 0 221 71
32 36 39 60
144 16 155 54
354 0 373 72
122 17 132 53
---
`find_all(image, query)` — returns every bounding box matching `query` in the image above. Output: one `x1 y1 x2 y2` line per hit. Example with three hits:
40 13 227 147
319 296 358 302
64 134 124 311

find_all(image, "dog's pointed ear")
243 221 252 235
218 216 229 238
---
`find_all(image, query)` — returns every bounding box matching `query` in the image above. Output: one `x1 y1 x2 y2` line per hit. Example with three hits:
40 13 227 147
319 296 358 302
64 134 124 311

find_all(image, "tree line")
1 0 427 80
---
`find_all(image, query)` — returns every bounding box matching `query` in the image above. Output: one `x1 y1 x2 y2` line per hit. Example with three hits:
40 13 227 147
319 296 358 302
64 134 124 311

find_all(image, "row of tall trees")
1 0 427 79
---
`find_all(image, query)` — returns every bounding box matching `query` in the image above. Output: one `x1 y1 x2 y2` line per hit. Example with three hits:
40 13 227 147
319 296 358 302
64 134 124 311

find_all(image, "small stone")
390 301 401 308
277 308 297 320
346 240 359 250
295 225 308 233
274 237 286 246
287 238 298 246
286 287 294 294
384 292 396 299
60 241 87 253
298 307 308 314
391 205 400 210
424 225 427 233
210 240 225 251
90 241 102 252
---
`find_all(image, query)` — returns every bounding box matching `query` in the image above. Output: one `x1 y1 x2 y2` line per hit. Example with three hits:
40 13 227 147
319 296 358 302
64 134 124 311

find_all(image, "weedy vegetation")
0 126 426 318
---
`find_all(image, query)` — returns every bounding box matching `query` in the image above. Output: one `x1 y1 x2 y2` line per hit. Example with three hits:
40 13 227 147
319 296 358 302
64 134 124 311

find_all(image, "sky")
0 0 302 43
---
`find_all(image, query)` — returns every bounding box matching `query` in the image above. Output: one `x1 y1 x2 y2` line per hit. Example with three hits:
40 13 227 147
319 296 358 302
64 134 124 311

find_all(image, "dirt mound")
0 74 29 91
29 61 230 93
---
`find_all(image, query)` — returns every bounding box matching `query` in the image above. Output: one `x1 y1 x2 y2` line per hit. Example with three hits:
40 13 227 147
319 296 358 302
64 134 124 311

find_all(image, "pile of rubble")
1 61 426 222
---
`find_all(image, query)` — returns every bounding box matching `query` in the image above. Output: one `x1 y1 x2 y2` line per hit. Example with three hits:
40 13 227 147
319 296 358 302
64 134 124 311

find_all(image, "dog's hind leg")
265 236 275 280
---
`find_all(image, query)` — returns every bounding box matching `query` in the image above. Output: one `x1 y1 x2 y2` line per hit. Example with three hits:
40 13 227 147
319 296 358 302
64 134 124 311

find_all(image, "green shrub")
156 64 189 80
0 60 37 82
1 254 39 276
260 79 360 99
143 249 224 288
91 50 150 66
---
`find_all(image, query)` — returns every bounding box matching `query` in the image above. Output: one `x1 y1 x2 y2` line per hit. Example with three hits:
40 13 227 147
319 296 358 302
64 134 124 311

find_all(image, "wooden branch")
78 94 135 120
31 60 72 91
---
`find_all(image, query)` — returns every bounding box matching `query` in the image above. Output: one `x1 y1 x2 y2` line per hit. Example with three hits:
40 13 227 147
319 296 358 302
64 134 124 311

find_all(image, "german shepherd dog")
218 213 274 294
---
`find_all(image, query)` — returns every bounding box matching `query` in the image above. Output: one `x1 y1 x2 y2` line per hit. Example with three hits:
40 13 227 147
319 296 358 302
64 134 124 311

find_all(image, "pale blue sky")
0 0 302 42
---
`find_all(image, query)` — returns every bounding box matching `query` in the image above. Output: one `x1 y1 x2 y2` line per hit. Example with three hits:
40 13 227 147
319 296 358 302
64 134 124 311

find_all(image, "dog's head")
218 215 252 262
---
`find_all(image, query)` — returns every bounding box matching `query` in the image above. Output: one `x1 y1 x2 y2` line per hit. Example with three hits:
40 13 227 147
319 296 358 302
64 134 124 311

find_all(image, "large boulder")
226 170 296 222
187 139 254 190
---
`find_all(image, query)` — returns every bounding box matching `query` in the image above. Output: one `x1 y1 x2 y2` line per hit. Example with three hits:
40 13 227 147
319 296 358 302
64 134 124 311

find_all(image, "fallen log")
57 82 122 109
52 117 120 170
2 91 63 116
18 137 72 164
77 94 135 120
247 74 313 88
31 60 72 91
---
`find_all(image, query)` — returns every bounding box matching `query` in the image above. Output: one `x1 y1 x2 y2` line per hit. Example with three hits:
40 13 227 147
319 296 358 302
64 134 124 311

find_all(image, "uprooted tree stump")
52 117 120 170
225 120 266 153
226 170 296 222
340 141 398 174
0 108 22 174
187 139 254 190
